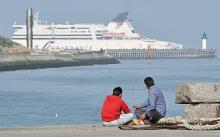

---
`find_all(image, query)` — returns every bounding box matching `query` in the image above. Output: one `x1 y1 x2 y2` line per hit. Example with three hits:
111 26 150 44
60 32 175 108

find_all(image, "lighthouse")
202 32 207 49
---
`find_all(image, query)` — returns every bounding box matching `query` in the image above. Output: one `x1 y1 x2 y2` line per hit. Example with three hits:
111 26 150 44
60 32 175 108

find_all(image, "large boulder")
185 104 220 120
175 83 220 104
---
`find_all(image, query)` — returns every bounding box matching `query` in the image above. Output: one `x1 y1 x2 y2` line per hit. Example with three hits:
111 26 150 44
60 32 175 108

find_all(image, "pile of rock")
3 45 31 54
176 83 220 120
0 35 31 54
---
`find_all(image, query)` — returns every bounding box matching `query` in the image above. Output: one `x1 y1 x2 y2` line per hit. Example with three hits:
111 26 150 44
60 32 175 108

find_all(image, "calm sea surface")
0 58 220 127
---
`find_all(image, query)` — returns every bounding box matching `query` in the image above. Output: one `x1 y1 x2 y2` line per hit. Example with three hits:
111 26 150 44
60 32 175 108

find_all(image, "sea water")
0 58 220 127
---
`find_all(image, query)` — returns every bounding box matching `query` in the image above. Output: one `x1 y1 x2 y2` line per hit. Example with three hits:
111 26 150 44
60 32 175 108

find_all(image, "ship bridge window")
71 27 75 29
96 30 106 33
13 27 23 29
80 31 87 33
55 27 69 29
76 27 89 29
131 30 136 33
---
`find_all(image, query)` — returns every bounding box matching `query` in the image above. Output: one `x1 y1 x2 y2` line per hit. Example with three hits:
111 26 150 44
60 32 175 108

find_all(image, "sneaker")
132 119 140 125
131 119 145 125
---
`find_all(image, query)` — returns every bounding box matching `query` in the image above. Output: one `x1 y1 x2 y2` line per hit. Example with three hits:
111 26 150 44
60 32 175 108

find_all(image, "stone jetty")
106 49 216 59
0 52 119 71
176 83 220 120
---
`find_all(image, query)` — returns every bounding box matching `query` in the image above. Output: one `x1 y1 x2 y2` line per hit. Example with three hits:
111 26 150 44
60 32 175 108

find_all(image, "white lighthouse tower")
202 32 207 49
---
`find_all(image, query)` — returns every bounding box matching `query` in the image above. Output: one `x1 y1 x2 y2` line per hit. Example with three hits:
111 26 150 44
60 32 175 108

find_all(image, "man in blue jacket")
133 77 166 124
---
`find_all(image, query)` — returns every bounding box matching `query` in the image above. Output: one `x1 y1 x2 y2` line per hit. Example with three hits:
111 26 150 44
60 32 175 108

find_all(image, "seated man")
133 77 166 124
101 87 133 126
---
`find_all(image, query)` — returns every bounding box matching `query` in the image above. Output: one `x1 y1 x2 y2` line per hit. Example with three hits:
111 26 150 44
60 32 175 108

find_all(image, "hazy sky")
1 0 219 52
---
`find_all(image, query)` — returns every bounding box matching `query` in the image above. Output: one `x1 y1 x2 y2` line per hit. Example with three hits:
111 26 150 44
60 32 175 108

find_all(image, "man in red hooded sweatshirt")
101 87 133 126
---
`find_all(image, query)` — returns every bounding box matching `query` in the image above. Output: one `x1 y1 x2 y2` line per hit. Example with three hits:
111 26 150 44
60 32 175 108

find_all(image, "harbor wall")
0 53 119 72
106 49 216 59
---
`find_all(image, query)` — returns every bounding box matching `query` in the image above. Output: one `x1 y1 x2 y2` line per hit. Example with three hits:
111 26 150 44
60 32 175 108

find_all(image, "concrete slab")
0 124 220 137
175 83 220 104
185 104 220 120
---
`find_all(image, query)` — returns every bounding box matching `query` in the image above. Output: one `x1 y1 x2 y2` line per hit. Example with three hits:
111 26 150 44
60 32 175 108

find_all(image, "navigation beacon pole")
26 8 33 49
146 45 152 64
202 32 207 49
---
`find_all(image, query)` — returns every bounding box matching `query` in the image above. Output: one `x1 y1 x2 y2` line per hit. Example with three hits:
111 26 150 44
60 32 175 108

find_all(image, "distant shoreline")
0 54 119 72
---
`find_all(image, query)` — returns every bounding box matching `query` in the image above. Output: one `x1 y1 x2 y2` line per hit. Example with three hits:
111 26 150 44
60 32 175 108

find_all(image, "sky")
0 0 219 53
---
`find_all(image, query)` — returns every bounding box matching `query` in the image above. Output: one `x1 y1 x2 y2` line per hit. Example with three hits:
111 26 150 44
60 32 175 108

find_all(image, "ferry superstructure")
12 12 183 51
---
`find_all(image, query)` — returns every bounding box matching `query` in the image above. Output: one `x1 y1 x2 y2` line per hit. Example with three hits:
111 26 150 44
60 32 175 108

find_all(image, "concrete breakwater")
106 49 216 59
0 53 119 71
176 83 220 120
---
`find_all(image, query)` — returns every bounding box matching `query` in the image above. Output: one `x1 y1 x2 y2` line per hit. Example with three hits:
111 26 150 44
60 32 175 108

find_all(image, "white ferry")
12 12 183 51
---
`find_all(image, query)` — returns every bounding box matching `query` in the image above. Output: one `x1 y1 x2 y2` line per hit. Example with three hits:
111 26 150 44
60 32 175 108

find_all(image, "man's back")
150 87 166 117
134 77 166 124
101 95 130 122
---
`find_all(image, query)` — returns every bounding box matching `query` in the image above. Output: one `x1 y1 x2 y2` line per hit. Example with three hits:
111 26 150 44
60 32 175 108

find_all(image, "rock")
3 45 31 54
185 104 220 120
175 83 220 104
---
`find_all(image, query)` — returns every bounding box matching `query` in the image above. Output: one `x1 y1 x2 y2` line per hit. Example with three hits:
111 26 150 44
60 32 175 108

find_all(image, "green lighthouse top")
202 32 207 39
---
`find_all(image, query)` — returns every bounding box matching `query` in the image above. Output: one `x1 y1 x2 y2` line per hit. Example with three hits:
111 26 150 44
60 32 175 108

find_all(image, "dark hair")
113 87 122 96
144 77 154 88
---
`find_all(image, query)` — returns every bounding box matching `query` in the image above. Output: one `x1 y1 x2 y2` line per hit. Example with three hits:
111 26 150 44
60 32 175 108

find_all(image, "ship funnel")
26 8 33 49
112 12 129 23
